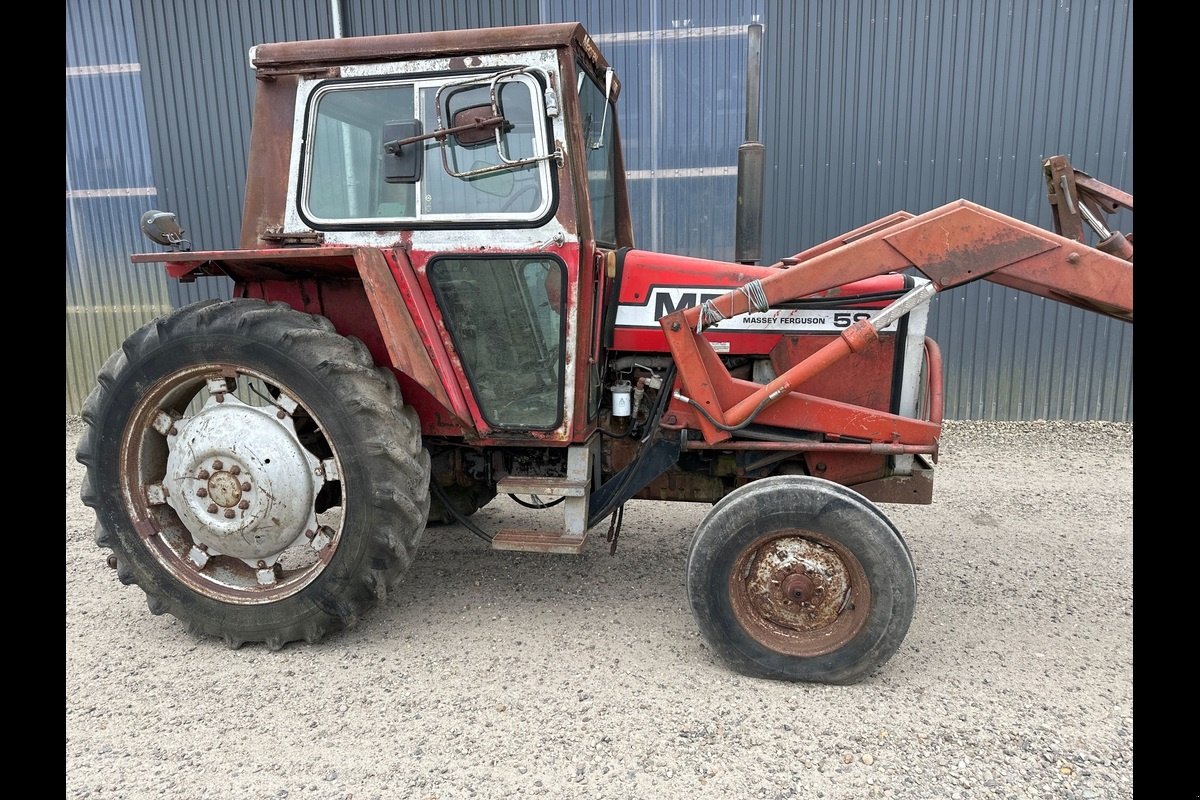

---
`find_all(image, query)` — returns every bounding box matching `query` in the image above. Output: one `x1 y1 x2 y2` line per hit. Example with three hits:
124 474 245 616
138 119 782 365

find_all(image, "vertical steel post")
735 20 765 265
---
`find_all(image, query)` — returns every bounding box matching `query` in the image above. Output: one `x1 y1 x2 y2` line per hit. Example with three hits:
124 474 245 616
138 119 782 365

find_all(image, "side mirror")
451 104 507 146
382 120 423 183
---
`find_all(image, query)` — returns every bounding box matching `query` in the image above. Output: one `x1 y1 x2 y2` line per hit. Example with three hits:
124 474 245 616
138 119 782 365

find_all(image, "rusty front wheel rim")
728 529 872 657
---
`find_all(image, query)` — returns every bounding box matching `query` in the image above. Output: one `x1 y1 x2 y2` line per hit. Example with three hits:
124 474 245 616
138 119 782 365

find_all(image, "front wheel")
76 299 431 648
687 475 916 684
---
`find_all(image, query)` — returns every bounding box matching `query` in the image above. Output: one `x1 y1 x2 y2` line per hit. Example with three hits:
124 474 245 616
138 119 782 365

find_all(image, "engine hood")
608 249 915 355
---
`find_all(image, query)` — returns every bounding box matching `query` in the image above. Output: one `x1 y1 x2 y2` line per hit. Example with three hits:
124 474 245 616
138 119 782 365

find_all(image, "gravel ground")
66 417 1133 800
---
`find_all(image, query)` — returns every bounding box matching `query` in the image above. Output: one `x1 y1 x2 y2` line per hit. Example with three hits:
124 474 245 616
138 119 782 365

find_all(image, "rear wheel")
76 299 431 648
687 475 916 684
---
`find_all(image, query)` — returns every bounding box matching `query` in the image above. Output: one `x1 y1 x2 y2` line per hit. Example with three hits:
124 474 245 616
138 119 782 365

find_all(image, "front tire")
75 299 431 648
687 475 916 684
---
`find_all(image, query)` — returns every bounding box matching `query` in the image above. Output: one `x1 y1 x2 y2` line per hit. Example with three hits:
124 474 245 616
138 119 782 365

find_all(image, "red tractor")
77 23 1132 684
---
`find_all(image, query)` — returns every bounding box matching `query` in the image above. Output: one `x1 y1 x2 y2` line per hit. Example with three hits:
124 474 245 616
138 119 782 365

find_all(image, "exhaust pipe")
735 20 765 265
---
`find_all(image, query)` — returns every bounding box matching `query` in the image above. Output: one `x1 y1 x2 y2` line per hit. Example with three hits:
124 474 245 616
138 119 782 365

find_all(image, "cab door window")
428 257 566 429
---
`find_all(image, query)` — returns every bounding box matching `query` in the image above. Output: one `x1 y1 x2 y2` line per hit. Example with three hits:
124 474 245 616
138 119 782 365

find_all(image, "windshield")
577 66 618 245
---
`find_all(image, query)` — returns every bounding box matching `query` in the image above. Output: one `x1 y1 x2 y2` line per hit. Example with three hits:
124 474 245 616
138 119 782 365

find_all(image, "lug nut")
224 509 236 519
305 529 316 539
197 469 210 480
238 500 250 510
106 554 118 569
196 488 208 498
215 394 225 404
257 561 267 569
168 426 178 436
212 460 224 471
229 465 240 476
276 409 286 419
207 503 219 514
241 482 252 492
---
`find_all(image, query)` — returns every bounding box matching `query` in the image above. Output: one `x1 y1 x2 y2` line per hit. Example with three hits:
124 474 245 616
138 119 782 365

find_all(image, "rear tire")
687 475 916 684
75 298 431 648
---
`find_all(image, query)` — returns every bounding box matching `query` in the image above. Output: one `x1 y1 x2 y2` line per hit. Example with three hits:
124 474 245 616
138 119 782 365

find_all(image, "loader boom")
660 191 1132 447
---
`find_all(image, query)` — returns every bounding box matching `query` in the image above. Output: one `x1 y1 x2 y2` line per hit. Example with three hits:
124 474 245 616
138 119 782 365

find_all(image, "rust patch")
884 205 1058 288
491 528 587 554
449 55 487 70
251 23 589 75
355 248 457 415
851 469 935 505
741 536 851 632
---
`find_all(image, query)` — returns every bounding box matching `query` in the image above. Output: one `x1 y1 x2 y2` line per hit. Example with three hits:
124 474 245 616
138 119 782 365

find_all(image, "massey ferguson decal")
614 287 901 333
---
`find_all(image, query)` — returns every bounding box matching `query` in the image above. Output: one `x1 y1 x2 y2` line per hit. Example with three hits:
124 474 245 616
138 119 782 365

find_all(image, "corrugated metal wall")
67 0 172 413
757 1 1133 420
66 0 1132 419
340 0 536 37
130 0 337 309
542 0 765 259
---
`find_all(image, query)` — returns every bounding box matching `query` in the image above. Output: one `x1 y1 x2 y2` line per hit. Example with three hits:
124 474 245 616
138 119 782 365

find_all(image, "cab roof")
250 22 611 77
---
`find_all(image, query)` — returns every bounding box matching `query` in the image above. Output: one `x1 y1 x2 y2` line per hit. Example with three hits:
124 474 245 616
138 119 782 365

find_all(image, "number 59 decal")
833 312 872 328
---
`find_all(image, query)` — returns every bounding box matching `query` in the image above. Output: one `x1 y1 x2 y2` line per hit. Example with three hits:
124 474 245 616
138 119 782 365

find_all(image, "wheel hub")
206 470 243 508
163 393 324 563
782 572 817 604
741 535 852 633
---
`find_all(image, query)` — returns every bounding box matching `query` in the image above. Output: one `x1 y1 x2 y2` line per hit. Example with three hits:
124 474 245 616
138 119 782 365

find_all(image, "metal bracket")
1043 154 1133 246
260 227 325 246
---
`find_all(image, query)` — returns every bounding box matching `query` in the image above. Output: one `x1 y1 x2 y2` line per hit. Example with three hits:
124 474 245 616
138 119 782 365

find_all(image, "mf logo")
654 290 725 319
614 286 898 333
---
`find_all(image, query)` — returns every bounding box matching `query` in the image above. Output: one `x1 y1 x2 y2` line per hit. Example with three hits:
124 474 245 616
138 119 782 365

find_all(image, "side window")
306 84 416 221
429 258 565 429
420 82 543 216
577 68 618 245
302 74 552 226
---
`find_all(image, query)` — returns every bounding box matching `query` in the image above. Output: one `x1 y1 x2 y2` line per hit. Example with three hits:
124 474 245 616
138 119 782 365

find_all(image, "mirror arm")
383 115 506 155
438 141 562 180
427 65 561 180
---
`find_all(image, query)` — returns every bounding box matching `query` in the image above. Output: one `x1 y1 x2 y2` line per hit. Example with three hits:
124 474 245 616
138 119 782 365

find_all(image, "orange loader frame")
659 158 1133 454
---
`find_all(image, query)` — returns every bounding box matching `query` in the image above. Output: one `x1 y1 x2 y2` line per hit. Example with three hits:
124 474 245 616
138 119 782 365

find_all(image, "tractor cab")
236 23 630 447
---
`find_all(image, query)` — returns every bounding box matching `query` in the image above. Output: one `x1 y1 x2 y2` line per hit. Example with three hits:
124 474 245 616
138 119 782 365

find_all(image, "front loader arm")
659 196 1132 446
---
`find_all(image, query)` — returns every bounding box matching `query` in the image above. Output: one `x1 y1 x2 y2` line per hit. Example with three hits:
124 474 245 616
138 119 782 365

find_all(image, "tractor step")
490 442 598 553
495 475 588 497
491 528 588 554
